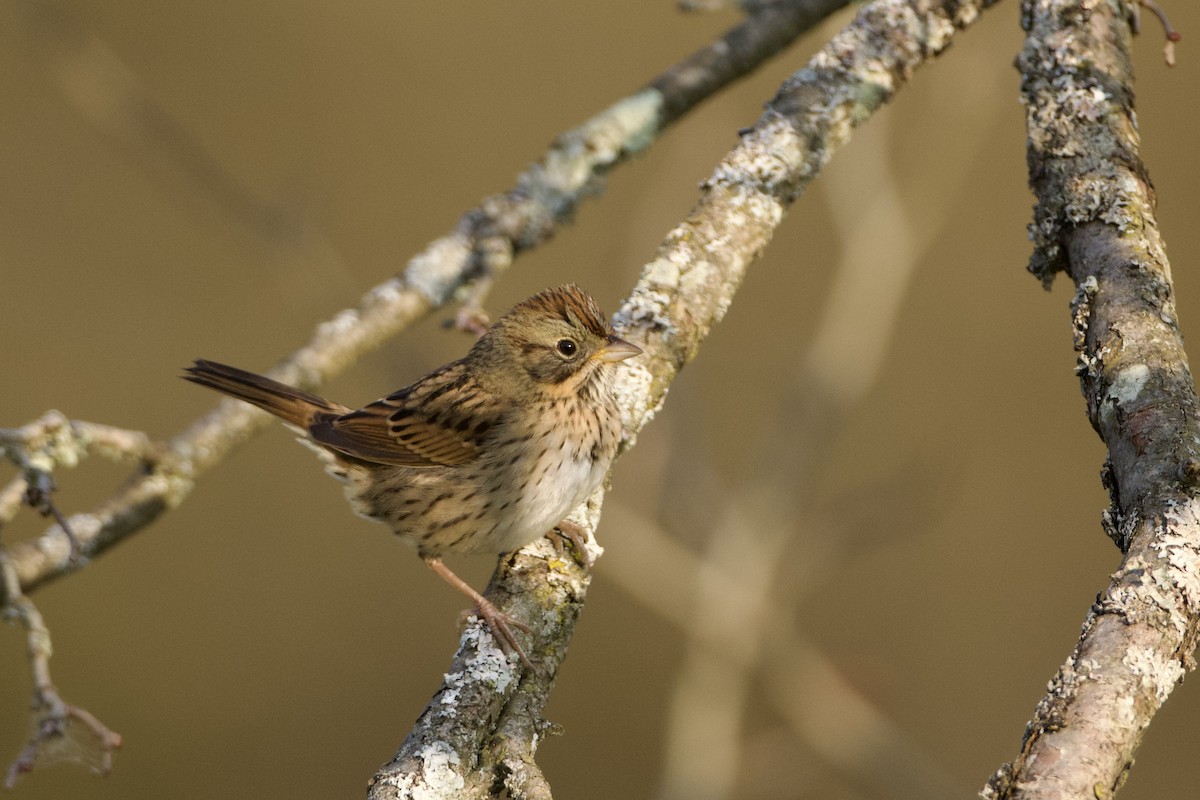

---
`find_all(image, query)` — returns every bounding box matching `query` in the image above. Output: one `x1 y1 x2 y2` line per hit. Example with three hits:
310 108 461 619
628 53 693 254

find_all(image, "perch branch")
984 1 1200 797
2 0 849 604
368 0 1000 796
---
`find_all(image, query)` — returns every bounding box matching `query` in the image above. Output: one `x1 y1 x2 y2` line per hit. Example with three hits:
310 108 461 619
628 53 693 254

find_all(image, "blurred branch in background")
0 0 853 788
599 103 1005 798
370 0 999 796
983 1 1200 797
12 1 298 239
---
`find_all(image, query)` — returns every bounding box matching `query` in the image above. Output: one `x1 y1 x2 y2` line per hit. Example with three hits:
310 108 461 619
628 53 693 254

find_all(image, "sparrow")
184 285 641 669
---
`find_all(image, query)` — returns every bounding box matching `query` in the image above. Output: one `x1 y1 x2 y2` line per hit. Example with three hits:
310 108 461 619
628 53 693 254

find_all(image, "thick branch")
3 0 849 604
984 2 1200 798
369 0 1000 795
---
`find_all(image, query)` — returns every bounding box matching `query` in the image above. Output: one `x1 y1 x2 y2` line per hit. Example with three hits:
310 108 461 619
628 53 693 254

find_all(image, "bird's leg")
546 520 592 568
423 557 534 671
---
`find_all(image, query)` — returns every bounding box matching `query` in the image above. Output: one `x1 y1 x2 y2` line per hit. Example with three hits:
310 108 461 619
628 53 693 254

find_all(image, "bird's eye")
556 338 578 357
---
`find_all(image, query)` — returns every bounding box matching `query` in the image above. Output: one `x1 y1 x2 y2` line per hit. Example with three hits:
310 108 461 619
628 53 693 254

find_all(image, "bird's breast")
341 400 621 558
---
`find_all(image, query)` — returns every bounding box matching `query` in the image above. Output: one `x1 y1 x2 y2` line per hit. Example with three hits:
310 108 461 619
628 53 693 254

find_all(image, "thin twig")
1135 0 1181 66
23 481 82 564
0 551 122 788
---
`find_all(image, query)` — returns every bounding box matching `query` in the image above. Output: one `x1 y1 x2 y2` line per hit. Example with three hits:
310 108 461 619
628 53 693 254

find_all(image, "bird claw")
469 597 535 672
426 556 536 673
547 520 592 568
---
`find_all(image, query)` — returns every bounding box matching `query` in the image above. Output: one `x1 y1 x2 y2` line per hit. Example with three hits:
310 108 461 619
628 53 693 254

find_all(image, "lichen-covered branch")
983 2 1200 798
368 1 999 796
0 412 160 562
367 506 597 800
0 414 147 780
2 0 847 604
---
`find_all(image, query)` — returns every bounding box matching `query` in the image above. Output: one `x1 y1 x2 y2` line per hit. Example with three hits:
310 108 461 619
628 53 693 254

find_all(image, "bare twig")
14 1 298 239
984 2 1200 797
1134 0 1181 66
448 273 498 337
22 479 81 564
0 552 122 788
368 0 1000 795
0 412 142 783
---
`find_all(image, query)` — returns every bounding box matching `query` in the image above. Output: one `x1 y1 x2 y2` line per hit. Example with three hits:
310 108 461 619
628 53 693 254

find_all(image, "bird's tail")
183 359 344 428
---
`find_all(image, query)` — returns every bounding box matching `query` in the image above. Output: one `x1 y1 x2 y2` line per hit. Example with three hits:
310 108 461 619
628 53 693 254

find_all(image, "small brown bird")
185 285 640 669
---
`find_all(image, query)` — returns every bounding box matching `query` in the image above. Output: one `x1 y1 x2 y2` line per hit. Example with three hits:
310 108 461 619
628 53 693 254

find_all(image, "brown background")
3 2 1199 798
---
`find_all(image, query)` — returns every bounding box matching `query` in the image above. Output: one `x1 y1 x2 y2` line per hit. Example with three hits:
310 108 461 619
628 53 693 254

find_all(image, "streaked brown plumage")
184 285 640 669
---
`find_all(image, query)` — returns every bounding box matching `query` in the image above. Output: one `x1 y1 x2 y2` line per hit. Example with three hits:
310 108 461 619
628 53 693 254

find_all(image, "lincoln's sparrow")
184 285 640 668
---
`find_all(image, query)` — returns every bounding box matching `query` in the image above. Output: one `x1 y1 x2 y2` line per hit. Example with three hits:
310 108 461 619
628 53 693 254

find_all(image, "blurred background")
2 1 1199 798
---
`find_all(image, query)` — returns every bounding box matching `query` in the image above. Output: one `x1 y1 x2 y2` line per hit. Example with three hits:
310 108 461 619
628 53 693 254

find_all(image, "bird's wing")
309 361 500 467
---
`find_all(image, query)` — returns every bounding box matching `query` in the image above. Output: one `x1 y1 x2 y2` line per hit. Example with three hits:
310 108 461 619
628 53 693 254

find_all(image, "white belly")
493 446 604 553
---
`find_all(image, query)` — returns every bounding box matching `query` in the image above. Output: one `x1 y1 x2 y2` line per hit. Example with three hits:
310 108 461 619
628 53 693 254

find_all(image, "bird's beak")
596 335 643 363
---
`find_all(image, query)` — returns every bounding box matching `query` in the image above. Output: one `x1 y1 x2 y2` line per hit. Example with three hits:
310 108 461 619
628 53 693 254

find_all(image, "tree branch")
0 551 122 787
368 0 1001 795
984 1 1200 797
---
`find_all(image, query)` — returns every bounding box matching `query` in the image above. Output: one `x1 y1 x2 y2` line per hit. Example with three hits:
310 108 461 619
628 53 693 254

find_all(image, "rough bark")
983 2 1200 797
